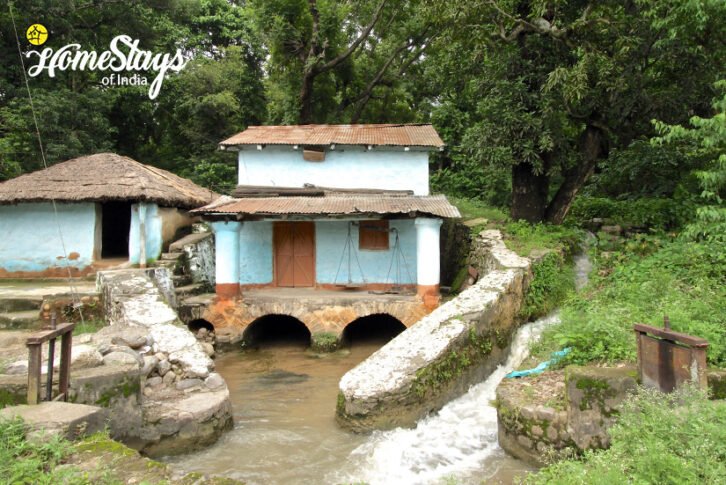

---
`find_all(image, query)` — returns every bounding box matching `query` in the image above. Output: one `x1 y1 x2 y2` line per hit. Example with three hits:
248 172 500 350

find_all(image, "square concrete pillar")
210 221 241 298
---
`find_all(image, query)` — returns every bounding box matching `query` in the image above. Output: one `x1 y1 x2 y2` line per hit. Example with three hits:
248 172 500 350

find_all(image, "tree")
250 0 434 123
654 81 726 242
427 0 726 223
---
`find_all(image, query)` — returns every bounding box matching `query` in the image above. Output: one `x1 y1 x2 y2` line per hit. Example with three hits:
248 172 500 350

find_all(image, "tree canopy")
1 0 724 223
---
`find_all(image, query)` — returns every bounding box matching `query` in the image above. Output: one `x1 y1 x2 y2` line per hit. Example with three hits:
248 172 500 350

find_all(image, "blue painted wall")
238 146 431 195
0 202 96 272
129 203 163 264
229 219 417 285
315 219 417 285
239 221 273 284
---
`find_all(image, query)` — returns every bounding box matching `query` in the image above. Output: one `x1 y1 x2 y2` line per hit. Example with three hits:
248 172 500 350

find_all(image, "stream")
164 252 591 484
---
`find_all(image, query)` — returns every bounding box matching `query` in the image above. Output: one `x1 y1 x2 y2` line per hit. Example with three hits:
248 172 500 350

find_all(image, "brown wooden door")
274 222 315 287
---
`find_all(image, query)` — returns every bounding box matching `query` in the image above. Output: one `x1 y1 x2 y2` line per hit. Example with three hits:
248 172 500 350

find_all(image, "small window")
359 220 389 250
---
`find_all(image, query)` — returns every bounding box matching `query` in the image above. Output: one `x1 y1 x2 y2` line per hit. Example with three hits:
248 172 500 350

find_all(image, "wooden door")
274 222 315 287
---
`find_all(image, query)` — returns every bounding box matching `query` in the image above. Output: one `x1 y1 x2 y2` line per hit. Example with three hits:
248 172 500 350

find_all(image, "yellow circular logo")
26 24 48 46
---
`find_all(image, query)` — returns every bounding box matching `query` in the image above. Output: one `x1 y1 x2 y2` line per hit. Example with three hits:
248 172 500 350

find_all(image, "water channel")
165 252 592 484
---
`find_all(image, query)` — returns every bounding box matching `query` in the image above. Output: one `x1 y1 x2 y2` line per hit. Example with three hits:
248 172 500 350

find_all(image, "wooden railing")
26 315 75 405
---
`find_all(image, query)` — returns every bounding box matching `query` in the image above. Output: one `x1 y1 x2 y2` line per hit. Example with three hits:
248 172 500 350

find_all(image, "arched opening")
243 314 311 348
341 313 406 347
188 319 215 334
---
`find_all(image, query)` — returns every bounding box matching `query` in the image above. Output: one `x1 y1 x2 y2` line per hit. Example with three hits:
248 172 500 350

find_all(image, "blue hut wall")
0 202 96 273
239 221 273 284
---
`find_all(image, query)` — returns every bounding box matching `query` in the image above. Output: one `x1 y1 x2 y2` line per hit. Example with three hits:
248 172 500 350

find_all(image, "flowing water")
165 253 591 484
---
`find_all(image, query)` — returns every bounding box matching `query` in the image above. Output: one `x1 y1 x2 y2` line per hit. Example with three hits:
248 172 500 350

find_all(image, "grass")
530 236 726 368
73 318 106 335
447 196 508 223
0 417 78 484
524 386 726 484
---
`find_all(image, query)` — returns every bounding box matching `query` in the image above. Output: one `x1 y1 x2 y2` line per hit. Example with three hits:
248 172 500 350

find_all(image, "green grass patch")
447 196 508 223
502 220 581 257
525 386 726 484
531 237 726 367
0 417 79 484
73 318 106 335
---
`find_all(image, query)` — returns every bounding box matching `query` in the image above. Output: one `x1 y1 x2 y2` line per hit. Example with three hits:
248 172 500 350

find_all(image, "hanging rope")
385 227 414 290
333 222 367 286
9 3 85 324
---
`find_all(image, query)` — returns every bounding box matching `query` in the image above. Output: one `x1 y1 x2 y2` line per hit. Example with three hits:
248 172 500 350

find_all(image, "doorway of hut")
101 201 132 258
273 221 315 287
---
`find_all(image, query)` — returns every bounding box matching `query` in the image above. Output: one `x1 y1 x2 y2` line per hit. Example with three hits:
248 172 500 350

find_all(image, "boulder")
204 373 224 390
103 351 140 368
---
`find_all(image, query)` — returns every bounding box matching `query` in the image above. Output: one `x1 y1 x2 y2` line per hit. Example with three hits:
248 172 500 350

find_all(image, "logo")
25 35 187 100
26 24 48 46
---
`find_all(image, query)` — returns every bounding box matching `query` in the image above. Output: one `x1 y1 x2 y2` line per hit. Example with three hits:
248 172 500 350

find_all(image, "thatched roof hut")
0 153 217 209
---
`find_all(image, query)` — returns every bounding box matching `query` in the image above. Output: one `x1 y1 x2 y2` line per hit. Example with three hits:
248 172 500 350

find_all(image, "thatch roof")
0 153 218 208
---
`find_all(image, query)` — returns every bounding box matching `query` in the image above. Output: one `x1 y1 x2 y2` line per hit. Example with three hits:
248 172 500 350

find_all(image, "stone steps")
0 310 43 330
0 297 43 313
160 252 183 261
175 283 206 298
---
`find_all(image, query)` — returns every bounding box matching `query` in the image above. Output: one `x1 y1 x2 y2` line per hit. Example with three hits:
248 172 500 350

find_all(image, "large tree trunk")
545 125 606 224
299 70 316 124
511 162 549 223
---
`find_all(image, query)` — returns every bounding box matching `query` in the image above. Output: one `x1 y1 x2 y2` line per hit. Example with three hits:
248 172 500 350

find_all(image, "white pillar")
210 221 241 298
415 217 442 299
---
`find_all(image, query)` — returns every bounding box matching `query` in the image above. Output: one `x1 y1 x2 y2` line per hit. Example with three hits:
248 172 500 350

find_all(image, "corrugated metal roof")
219 124 444 148
194 194 461 218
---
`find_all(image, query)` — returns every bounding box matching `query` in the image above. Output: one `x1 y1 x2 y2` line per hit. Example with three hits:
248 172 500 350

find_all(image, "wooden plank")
26 343 42 405
292 222 315 287
633 323 709 348
26 322 76 345
58 331 73 401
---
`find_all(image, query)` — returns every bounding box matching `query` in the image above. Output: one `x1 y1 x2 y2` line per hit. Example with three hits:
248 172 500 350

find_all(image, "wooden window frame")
359 220 389 251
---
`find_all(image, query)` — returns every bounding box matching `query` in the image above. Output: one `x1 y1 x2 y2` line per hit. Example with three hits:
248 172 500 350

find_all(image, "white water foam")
333 253 591 485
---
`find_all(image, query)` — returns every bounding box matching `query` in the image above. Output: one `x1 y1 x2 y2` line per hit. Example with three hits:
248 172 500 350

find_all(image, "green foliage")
521 252 575 321
73 319 106 335
525 386 726 485
446 197 508 224
654 81 726 242
533 238 726 367
0 418 77 484
503 221 580 257
566 196 695 231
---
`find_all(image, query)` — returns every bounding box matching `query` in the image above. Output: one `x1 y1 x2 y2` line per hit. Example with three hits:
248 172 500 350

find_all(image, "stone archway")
340 313 406 346
242 314 311 347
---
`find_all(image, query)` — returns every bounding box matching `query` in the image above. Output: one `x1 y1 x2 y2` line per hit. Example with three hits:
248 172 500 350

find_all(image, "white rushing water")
334 252 592 485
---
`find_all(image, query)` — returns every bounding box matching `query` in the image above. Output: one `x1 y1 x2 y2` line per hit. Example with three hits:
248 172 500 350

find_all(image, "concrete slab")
0 401 107 440
244 287 417 303
0 280 98 299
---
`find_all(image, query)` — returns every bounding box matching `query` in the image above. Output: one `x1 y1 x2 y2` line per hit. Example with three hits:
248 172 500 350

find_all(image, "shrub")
521 252 575 321
566 196 695 231
533 238 726 367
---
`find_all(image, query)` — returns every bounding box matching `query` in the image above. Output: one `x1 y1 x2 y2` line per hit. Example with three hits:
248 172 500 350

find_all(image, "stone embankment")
97 268 232 455
496 365 638 465
0 268 232 457
337 229 531 431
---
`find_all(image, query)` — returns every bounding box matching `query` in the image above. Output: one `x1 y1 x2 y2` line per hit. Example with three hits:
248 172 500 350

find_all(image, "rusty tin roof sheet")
220 124 444 148
195 194 460 218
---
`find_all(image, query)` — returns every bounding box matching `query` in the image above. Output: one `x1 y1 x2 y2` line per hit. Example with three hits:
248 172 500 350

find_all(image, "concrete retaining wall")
336 230 531 431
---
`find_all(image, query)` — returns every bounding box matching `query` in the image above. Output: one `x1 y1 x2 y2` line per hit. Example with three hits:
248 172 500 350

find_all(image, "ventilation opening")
243 315 311 348
188 319 214 334
101 201 132 258
341 314 406 347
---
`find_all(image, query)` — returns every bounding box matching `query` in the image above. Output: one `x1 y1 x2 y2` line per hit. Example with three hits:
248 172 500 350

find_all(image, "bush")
566 196 695 231
533 238 726 367
521 252 575 321
525 386 726 485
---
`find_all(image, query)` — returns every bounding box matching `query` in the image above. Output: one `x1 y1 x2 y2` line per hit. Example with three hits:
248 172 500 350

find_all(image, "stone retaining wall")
496 365 637 466
336 230 531 431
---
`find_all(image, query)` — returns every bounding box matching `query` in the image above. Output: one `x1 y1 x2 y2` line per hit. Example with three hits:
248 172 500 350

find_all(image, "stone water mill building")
191 124 460 346
0 153 216 277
